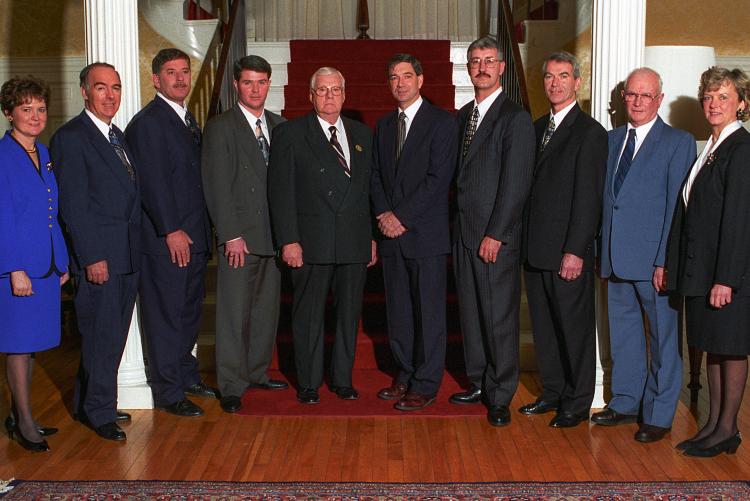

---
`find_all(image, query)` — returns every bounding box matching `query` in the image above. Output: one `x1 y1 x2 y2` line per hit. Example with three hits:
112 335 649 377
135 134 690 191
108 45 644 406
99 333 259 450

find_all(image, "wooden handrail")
207 0 243 120
497 0 530 111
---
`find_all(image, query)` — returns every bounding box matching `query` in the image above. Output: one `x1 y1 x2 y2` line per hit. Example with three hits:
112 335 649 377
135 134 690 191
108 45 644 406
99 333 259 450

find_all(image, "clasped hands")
377 211 406 238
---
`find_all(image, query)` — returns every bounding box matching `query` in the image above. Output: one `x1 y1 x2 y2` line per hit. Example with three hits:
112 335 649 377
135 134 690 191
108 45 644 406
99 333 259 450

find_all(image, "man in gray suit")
449 37 536 427
202 55 288 414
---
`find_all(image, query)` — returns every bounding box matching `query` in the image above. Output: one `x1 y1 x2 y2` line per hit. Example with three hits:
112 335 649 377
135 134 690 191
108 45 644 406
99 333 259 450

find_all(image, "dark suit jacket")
454 93 535 250
523 104 608 271
125 96 211 255
667 127 750 296
600 117 695 280
0 134 68 277
51 111 141 275
202 104 285 256
268 112 373 264
371 100 457 258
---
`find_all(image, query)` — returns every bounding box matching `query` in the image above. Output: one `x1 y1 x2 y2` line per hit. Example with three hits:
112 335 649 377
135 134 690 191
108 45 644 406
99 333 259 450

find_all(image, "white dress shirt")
473 86 503 129
157 92 188 124
239 104 269 141
398 96 423 139
683 120 742 204
317 115 350 166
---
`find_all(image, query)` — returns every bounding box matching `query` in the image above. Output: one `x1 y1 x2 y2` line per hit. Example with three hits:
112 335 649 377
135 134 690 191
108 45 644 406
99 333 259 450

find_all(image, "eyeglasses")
312 86 343 97
468 57 500 68
622 91 657 104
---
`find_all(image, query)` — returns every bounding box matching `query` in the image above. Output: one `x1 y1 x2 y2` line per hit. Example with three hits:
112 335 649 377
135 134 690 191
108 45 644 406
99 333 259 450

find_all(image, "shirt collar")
238 103 265 128
474 86 503 117
85 109 113 139
317 114 345 136
398 96 423 122
157 92 187 122
550 100 577 127
627 115 658 138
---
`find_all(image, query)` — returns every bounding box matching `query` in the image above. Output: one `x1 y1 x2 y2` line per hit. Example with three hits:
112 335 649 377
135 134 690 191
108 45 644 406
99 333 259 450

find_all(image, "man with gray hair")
520 51 607 428
592 67 695 443
449 37 535 427
268 67 377 405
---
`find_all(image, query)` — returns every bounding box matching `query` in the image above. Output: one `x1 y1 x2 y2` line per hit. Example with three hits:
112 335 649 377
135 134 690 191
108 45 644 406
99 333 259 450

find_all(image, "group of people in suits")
2 35 750 459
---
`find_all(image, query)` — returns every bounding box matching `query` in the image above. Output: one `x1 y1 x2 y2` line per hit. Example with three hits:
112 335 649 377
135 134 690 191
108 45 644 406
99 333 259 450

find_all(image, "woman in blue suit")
0 77 69 452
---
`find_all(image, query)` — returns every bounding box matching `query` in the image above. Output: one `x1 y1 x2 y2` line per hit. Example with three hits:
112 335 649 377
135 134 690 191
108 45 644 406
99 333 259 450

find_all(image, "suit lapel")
463 92 507 164
154 96 198 152
395 102 430 183
232 104 265 165
305 113 351 207
607 126 627 199
614 118 664 199
536 104 579 166
80 112 135 192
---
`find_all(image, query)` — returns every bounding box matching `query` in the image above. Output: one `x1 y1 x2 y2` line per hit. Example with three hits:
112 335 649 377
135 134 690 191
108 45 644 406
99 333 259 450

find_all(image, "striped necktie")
329 126 350 177
463 106 479 157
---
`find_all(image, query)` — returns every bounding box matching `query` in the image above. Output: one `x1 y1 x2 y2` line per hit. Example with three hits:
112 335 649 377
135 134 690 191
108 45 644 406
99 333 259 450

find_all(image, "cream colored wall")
0 0 84 57
646 1 750 56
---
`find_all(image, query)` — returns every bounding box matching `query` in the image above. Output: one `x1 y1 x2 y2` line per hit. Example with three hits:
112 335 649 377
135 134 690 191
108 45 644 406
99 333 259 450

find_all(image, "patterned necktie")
613 128 637 197
255 118 270 166
462 106 479 157
396 111 407 163
108 127 135 180
184 110 201 145
329 126 350 177
540 115 555 151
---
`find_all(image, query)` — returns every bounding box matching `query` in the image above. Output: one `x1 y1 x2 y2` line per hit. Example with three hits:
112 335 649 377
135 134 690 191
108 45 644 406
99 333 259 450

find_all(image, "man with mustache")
450 37 535 427
126 48 215 417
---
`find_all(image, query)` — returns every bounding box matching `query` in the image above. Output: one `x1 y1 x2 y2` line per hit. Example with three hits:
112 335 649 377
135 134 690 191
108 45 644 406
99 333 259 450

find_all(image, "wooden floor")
1 334 749 483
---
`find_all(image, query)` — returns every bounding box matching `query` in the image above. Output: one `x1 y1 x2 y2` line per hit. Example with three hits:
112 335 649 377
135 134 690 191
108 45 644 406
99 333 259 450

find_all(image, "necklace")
25 145 37 154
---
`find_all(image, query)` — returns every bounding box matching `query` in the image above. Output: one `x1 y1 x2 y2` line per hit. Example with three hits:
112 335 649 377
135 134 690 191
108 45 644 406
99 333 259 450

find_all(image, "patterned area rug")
2 480 750 500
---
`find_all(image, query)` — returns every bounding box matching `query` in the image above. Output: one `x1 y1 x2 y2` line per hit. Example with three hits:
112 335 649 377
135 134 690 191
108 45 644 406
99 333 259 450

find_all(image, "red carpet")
282 40 455 127
238 369 484 417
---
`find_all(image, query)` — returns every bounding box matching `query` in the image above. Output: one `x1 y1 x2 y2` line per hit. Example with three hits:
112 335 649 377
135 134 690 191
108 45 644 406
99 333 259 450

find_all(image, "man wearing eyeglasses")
593 67 695 443
450 37 535 427
268 67 377 405
371 53 457 411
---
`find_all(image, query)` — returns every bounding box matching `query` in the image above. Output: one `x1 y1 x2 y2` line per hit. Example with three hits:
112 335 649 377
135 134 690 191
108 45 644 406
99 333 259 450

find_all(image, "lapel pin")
355 144 362 152
706 153 715 166
46 162 53 172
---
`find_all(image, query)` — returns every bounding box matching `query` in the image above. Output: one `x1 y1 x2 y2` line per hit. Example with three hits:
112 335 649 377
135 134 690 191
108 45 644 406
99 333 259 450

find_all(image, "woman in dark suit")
0 77 69 452
667 67 750 457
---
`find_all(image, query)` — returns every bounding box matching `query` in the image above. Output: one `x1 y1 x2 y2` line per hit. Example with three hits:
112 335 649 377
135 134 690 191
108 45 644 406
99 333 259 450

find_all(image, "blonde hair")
699 66 750 122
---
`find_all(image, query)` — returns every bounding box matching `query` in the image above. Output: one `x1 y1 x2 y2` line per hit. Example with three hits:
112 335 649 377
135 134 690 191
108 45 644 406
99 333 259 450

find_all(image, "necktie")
108 127 135 180
329 126 350 177
396 111 407 163
255 118 270 166
540 115 555 151
613 128 636 197
184 110 201 145
463 106 479 157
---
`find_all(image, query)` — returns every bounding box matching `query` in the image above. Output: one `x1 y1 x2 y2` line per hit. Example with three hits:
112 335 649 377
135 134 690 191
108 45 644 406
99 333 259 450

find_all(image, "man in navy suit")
52 62 140 441
371 53 457 411
126 48 214 417
593 67 695 442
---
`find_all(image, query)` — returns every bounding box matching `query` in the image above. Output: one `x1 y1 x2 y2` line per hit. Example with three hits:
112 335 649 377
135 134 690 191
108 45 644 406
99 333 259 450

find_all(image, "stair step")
288 61 453 83
283 84 455 108
289 40 451 61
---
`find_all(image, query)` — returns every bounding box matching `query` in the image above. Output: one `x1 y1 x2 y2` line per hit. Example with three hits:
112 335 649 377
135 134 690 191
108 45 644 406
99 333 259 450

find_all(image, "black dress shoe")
518 400 558 415
220 395 242 413
487 405 511 427
549 411 588 428
248 379 289 391
94 422 126 441
116 411 131 422
330 386 359 400
449 386 482 405
684 433 742 457
675 437 700 451
5 415 58 437
7 422 50 452
159 398 204 417
590 407 637 426
185 382 218 399
297 388 320 404
635 424 670 443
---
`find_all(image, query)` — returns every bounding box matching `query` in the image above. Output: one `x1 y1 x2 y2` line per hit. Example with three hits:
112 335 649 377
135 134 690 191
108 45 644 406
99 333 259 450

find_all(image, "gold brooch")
355 144 363 152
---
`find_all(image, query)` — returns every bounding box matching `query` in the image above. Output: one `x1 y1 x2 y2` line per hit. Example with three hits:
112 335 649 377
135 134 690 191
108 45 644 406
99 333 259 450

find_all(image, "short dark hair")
467 36 504 61
1 76 50 115
233 55 272 81
79 62 117 90
152 48 191 74
387 53 423 76
543 51 581 79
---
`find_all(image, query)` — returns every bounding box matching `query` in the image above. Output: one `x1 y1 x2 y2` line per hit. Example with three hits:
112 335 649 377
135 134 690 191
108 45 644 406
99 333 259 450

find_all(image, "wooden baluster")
356 0 370 39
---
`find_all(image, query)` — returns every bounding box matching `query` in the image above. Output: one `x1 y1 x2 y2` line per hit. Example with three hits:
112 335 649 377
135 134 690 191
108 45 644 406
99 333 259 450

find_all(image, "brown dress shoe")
394 392 435 411
378 382 408 400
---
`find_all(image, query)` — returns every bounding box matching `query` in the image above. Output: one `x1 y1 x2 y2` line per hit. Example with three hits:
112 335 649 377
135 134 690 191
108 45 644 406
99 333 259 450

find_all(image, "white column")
589 0 646 409
85 0 154 409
